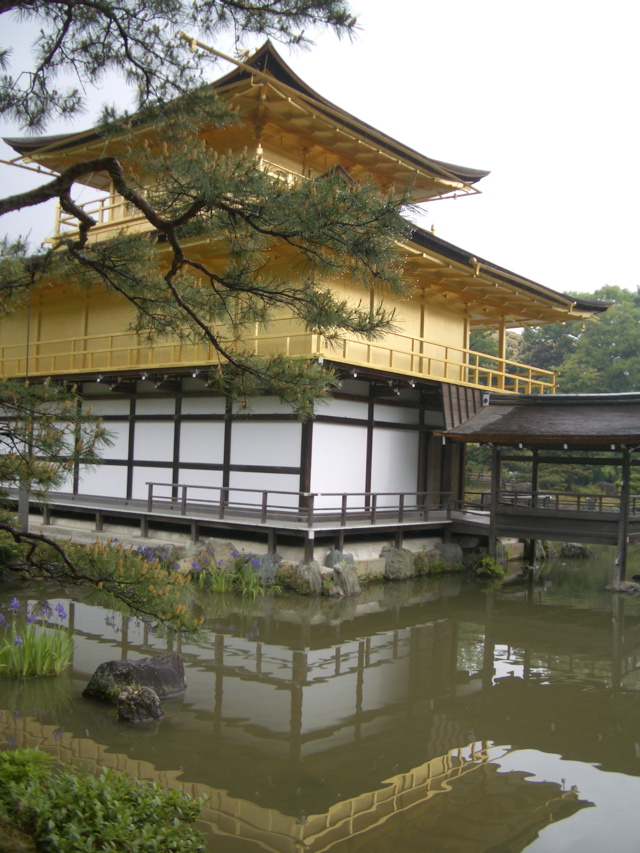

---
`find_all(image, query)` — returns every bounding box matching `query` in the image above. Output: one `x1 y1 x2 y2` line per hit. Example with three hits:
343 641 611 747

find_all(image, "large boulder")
433 542 463 566
381 546 415 580
560 543 595 559
82 653 186 703
257 553 282 586
296 561 322 595
330 562 361 596
324 549 355 569
117 685 164 722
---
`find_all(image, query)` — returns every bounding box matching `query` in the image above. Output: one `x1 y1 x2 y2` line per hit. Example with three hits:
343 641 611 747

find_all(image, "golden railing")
52 158 304 238
0 322 556 393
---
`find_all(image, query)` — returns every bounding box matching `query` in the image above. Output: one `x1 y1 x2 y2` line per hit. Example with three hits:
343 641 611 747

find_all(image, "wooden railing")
52 158 303 237
462 490 640 515
146 482 451 528
0 322 557 394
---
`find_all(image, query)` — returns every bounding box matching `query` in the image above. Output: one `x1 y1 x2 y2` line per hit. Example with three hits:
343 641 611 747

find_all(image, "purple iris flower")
55 603 67 621
14 635 23 646
9 598 19 612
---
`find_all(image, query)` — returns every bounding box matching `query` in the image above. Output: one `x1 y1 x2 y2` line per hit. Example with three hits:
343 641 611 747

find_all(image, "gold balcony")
0 320 556 394
51 158 306 242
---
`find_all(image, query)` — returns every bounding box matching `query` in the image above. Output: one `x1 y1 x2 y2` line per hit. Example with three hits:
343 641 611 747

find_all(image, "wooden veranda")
16 486 453 560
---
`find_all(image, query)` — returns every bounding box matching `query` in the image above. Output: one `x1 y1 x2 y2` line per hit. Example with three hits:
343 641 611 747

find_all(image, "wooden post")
267 529 276 554
528 448 539 562
615 447 631 586
531 449 539 504
488 446 501 559
304 530 314 562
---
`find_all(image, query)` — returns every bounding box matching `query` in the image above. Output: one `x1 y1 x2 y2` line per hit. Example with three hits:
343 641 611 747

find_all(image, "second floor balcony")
0 319 556 394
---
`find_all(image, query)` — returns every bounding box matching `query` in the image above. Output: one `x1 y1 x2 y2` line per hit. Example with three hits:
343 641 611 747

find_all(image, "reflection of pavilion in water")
0 709 588 853
7 578 640 850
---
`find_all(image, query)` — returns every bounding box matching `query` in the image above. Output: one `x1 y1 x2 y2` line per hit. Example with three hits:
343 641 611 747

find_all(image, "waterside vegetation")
0 598 73 678
0 748 205 852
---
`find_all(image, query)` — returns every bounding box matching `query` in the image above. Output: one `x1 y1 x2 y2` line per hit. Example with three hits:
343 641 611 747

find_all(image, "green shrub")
192 550 280 598
0 599 73 677
0 748 205 851
476 555 505 579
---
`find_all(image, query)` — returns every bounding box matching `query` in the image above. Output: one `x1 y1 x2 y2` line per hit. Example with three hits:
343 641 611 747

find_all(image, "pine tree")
0 2 410 619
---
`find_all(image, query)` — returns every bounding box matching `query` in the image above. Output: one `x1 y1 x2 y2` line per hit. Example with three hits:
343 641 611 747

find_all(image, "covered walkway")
441 392 640 582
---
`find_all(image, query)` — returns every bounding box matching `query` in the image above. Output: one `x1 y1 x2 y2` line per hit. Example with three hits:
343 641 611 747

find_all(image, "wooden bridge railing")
462 490 640 515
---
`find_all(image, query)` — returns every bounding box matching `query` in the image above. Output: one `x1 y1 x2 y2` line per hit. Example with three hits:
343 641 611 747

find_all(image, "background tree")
517 285 640 393
518 319 582 374
559 286 640 393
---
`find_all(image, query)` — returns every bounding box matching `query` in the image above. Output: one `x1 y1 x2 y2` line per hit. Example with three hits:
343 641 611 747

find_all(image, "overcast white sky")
1 0 639 297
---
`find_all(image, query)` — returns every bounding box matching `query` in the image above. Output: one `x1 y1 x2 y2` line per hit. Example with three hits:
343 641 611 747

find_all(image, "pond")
3 547 640 852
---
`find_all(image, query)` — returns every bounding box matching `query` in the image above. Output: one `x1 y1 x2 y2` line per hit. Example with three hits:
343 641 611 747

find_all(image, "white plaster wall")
374 403 419 425
228 471 301 508
231 421 301 467
131 466 174 500
82 398 130 416
177 468 223 504
136 398 175 415
310 423 367 508
181 397 226 415
370 428 419 504
316 397 368 420
77 464 128 498
179 421 225 465
239 396 297 415
52 470 74 494
100 421 129 460
133 421 174 461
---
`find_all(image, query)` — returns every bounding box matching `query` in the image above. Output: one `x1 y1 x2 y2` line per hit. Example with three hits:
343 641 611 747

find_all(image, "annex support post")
488 446 501 559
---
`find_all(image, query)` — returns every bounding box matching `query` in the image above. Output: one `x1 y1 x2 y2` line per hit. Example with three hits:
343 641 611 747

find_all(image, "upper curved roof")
4 41 488 202
211 41 490 188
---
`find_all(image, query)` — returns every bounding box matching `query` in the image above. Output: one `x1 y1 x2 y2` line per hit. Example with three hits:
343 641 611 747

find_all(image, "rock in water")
332 562 361 596
117 685 164 722
82 653 186 702
381 546 415 580
560 543 595 559
296 561 322 595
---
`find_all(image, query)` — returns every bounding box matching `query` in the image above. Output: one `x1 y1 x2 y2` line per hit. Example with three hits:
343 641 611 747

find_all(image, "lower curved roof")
441 393 640 449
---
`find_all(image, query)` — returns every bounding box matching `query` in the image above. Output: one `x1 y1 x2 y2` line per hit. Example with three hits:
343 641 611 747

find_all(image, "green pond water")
3 546 640 852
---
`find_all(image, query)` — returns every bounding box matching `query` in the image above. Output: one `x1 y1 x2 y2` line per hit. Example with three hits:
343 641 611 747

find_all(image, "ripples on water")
3 546 640 853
